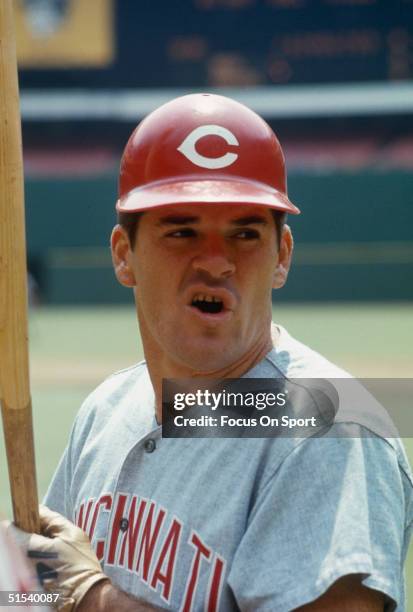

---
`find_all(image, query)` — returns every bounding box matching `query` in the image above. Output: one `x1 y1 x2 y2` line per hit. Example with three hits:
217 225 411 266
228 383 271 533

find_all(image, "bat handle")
1 400 40 533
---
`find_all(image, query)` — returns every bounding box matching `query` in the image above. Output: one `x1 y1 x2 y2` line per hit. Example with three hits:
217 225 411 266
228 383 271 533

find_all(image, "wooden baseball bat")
0 0 40 533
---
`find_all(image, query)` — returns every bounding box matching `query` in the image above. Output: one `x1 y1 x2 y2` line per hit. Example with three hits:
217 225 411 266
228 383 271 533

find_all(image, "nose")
191 237 235 279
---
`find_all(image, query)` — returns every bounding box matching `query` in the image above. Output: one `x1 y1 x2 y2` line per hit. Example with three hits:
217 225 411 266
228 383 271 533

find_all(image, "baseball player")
7 94 413 611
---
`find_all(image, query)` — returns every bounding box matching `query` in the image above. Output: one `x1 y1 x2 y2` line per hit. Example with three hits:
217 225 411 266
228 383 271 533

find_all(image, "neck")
142 326 276 423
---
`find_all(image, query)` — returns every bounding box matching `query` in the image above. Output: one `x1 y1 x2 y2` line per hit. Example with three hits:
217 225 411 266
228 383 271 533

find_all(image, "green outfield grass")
1 304 412 605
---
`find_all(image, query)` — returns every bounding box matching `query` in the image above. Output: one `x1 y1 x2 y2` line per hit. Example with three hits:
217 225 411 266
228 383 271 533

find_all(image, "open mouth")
191 295 224 314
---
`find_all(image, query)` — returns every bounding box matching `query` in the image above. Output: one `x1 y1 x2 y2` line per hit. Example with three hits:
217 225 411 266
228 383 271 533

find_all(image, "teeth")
192 294 222 303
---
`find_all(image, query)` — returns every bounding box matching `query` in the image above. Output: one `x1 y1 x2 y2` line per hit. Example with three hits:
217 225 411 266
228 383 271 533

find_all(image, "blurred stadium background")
1 0 413 605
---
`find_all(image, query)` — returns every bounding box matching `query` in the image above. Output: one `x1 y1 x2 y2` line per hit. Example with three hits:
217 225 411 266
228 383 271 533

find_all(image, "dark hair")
272 211 287 248
117 211 145 249
118 209 286 249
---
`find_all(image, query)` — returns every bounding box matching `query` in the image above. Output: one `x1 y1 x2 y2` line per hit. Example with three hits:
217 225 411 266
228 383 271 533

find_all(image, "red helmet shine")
117 93 300 215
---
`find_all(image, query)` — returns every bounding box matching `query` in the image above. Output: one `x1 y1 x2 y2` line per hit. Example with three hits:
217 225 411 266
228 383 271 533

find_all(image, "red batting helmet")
116 93 300 215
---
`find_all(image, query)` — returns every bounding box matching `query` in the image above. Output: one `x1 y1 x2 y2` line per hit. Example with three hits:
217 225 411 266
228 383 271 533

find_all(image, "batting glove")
4 505 109 611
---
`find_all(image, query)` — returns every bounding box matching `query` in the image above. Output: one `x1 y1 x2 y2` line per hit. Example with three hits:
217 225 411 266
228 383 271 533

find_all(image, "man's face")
112 204 292 372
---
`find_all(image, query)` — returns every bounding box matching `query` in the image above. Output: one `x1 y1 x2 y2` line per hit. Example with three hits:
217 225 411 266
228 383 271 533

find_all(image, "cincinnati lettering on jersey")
74 493 226 611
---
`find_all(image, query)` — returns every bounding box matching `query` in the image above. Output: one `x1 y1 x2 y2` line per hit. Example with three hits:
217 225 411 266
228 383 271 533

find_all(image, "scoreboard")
18 0 413 89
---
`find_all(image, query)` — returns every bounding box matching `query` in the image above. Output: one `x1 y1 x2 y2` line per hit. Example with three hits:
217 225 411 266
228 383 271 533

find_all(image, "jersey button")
144 438 156 453
119 518 129 532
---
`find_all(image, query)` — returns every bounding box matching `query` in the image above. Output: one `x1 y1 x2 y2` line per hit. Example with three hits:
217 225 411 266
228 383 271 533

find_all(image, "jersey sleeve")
228 426 413 612
43 394 97 522
42 446 73 520
42 365 145 525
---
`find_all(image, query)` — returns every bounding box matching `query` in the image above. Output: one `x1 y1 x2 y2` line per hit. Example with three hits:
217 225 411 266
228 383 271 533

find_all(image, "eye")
234 229 260 240
166 228 197 238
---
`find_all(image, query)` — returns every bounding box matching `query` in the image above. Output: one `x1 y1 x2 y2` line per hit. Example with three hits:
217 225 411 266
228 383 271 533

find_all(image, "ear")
272 224 293 290
111 224 136 287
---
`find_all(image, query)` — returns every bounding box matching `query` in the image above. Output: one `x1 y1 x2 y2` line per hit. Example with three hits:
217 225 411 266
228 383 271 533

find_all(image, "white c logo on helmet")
177 125 239 169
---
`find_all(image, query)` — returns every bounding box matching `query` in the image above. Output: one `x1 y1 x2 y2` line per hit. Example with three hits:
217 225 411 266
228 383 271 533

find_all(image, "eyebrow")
156 214 268 226
231 215 268 226
156 215 198 226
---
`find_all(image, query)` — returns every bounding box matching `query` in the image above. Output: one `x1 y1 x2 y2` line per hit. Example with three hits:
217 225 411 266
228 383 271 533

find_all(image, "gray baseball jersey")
45 325 413 611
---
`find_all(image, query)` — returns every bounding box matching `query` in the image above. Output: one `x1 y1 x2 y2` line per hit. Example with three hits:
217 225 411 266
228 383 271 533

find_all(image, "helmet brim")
116 177 300 215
